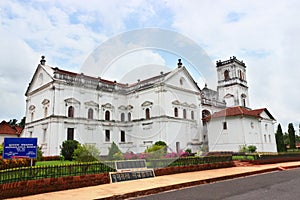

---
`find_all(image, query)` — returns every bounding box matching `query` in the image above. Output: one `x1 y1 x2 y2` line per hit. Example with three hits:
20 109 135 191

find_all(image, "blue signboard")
3 138 38 159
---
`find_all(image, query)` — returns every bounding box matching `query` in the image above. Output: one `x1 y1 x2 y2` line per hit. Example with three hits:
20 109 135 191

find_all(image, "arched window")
224 70 230 81
202 110 211 126
174 107 178 117
241 94 247 107
68 106 74 118
128 113 131 121
191 110 194 120
120 113 125 122
105 110 110 120
88 108 93 119
183 109 187 119
145 108 150 119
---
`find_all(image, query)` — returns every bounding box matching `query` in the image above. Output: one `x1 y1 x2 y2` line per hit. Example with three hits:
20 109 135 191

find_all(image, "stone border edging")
97 164 300 200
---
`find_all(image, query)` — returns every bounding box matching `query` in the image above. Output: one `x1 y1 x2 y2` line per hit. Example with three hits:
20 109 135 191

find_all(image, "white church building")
22 56 277 156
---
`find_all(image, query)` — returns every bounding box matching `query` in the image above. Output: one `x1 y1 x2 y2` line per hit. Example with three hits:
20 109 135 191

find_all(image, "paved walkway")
8 161 300 200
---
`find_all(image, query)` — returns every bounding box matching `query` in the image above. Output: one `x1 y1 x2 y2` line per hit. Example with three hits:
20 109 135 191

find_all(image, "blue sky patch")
226 11 245 23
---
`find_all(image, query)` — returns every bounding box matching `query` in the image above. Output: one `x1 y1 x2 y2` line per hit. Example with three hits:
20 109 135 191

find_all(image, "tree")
275 124 285 152
60 140 80 161
248 145 257 153
8 119 18 126
18 117 26 128
288 123 296 149
107 142 122 160
73 144 100 162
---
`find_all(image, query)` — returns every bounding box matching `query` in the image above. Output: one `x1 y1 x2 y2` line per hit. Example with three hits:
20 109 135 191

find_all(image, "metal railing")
0 156 232 184
0 161 115 184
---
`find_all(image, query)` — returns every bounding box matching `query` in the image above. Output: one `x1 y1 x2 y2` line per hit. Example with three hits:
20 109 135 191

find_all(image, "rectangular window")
223 122 227 130
264 134 267 143
120 130 125 142
105 130 110 142
67 128 74 140
268 135 271 143
43 129 47 143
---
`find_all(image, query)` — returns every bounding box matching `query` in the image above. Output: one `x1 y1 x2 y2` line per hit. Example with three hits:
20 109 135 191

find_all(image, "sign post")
3 138 38 166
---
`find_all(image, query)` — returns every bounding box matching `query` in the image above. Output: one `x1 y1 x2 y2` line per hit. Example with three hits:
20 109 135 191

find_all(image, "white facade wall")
207 115 277 153
23 65 203 156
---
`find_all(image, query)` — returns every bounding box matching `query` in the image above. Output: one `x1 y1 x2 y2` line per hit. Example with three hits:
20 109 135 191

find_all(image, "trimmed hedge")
0 156 35 170
40 156 61 161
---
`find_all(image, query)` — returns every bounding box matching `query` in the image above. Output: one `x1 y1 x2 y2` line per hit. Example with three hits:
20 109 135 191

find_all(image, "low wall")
0 173 110 199
0 161 233 199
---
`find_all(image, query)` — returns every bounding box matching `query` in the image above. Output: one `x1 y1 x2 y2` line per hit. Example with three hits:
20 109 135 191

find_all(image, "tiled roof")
203 106 275 121
0 121 23 136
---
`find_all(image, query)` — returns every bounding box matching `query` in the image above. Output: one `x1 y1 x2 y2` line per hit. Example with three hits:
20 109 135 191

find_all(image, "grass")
232 155 255 160
35 160 76 166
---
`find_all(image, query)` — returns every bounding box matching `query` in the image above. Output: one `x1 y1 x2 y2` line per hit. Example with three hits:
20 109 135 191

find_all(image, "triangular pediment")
172 100 180 105
65 98 80 104
84 101 99 107
163 67 201 93
102 103 114 109
25 64 54 96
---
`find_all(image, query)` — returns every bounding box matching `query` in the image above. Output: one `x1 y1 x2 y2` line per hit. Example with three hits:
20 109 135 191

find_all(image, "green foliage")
288 123 296 149
112 152 124 160
8 119 18 126
35 160 75 166
185 148 192 154
37 146 44 161
60 140 80 161
154 141 167 146
239 145 248 153
18 117 26 128
239 145 257 153
145 142 168 159
73 144 100 162
0 144 3 156
107 142 122 160
275 124 286 152
247 145 257 153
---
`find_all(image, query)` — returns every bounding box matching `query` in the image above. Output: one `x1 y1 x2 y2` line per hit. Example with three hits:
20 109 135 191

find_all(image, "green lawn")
232 155 255 160
35 160 76 166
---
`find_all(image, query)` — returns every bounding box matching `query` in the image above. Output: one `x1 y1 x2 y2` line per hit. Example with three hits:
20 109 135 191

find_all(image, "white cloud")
1 0 300 131
165 0 300 130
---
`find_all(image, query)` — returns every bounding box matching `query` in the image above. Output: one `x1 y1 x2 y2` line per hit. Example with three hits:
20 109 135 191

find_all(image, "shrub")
248 145 257 153
0 144 3 156
0 156 35 170
37 146 44 161
113 152 124 160
185 148 192 154
145 145 166 159
41 156 61 161
73 144 100 162
154 141 167 146
107 142 122 160
60 140 80 161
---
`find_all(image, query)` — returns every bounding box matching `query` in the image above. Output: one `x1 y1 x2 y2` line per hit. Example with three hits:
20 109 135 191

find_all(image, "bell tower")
216 56 249 107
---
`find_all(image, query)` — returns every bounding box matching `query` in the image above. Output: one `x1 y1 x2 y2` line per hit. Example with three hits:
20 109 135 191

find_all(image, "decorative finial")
40 55 46 65
205 83 207 88
177 59 182 68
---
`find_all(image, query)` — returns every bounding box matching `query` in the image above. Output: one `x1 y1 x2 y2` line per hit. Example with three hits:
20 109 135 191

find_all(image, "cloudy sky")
1 0 300 132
